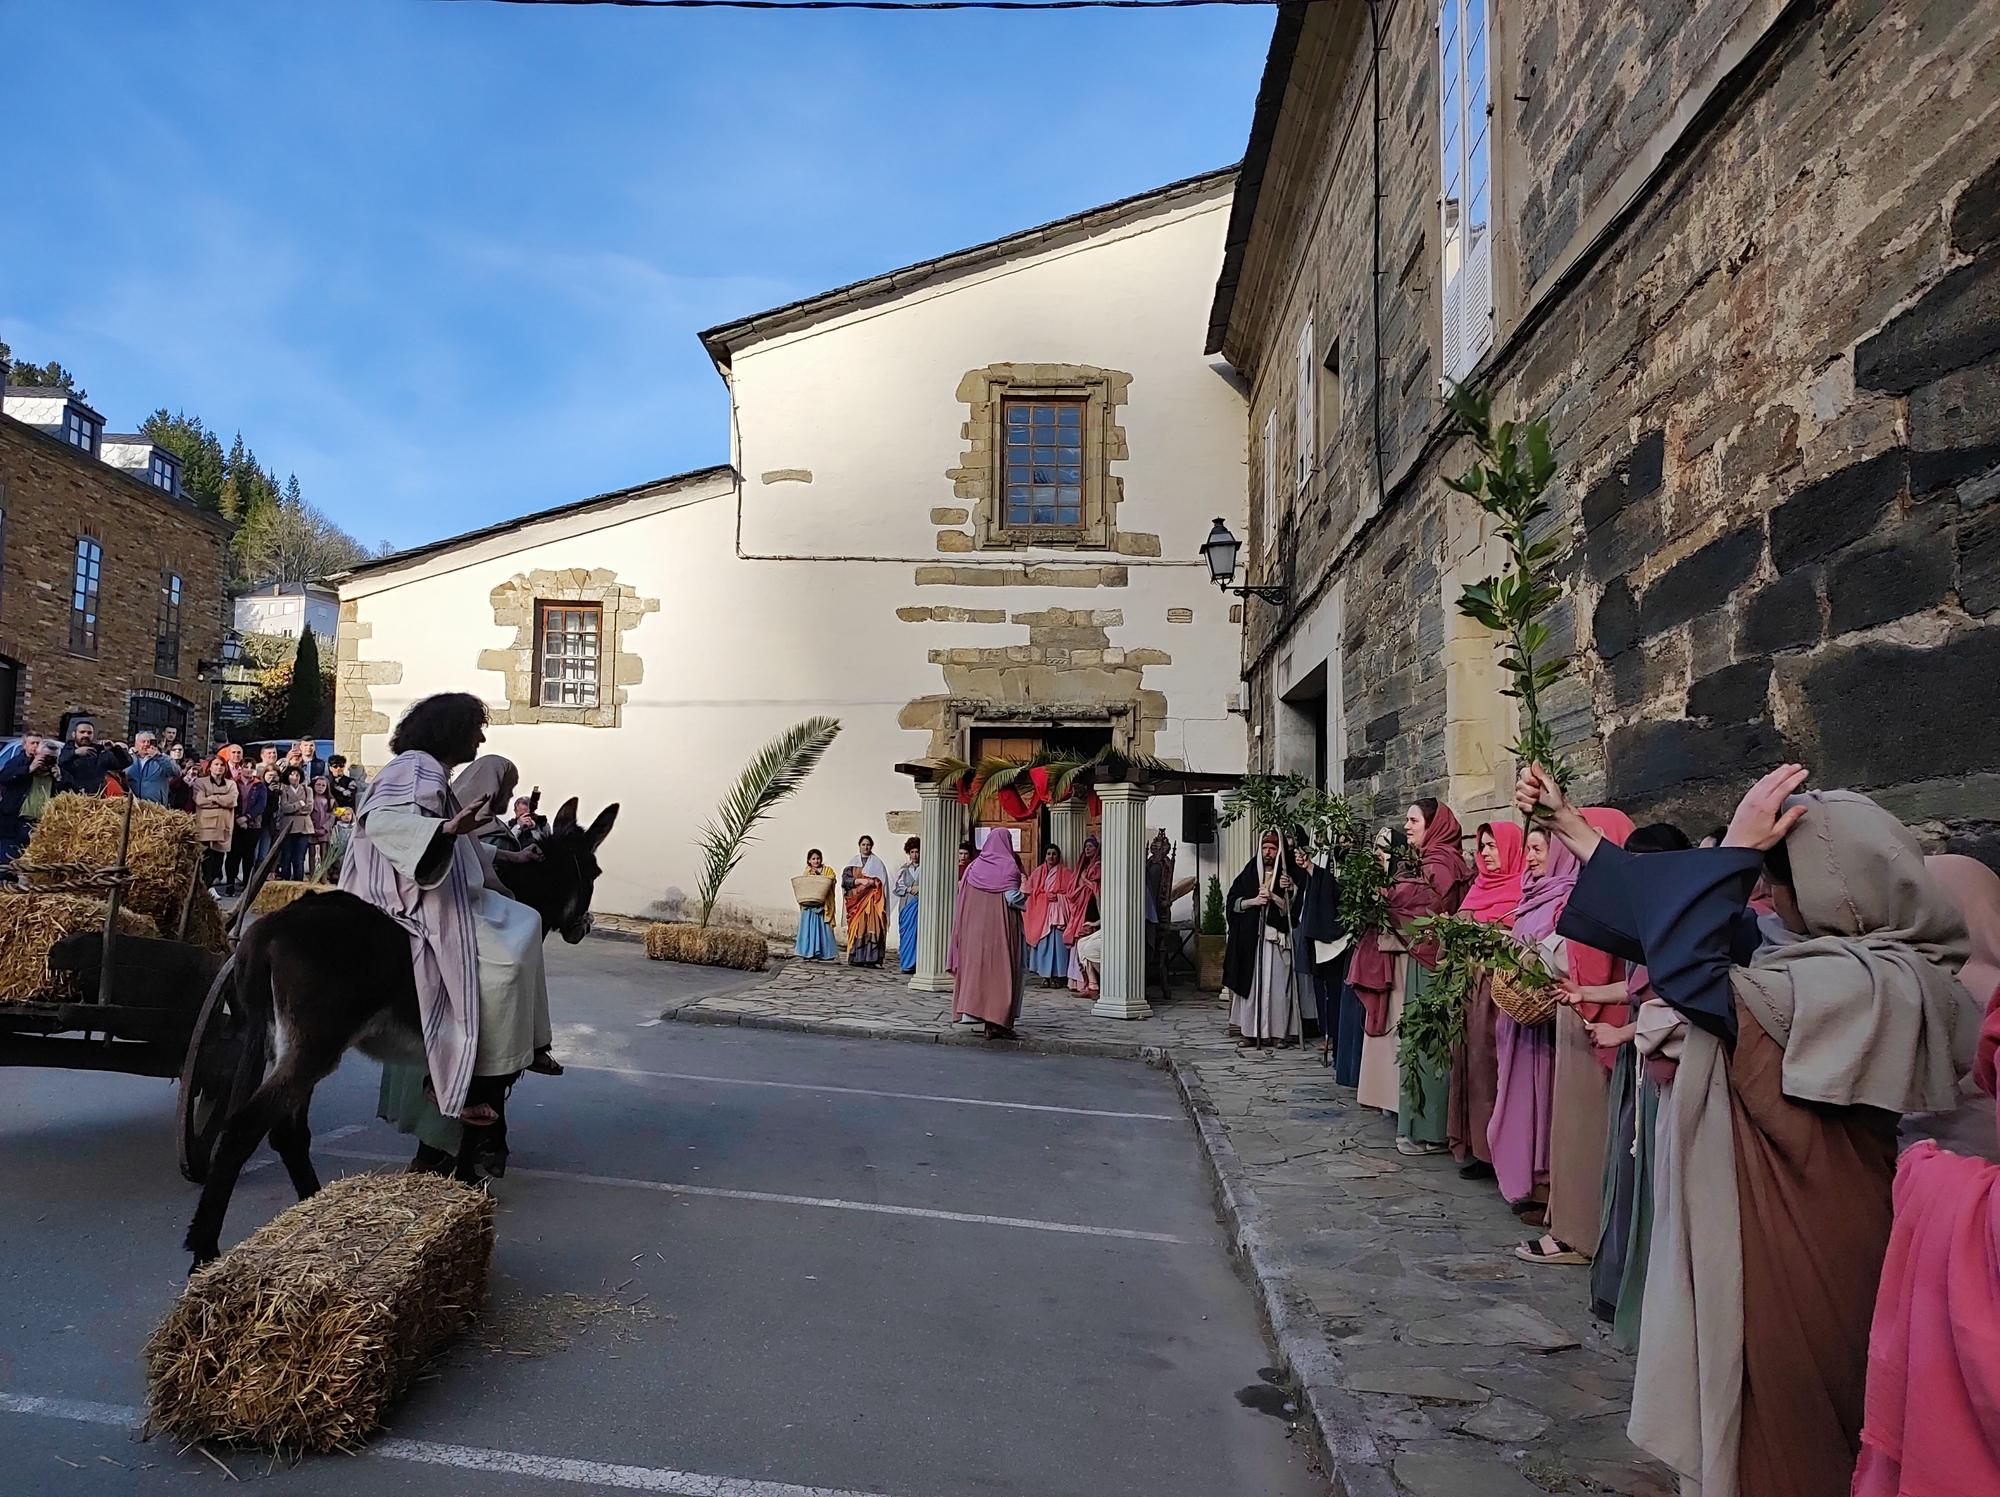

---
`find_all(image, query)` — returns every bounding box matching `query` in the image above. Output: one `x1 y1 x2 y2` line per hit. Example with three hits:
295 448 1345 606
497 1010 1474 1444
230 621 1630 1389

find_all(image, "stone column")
1048 797 1090 863
1093 782 1153 1021
1220 791 1257 894
910 780 963 994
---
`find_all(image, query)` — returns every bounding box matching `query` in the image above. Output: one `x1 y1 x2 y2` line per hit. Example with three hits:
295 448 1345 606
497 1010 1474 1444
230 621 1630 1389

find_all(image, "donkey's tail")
224 925 276 1119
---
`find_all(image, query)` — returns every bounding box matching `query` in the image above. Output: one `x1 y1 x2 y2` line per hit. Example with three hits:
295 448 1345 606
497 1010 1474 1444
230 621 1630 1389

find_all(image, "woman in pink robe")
1854 853 2000 1497
953 830 1025 1038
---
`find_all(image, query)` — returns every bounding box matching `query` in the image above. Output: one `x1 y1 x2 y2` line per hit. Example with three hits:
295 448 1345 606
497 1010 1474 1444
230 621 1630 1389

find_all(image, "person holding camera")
56 720 131 796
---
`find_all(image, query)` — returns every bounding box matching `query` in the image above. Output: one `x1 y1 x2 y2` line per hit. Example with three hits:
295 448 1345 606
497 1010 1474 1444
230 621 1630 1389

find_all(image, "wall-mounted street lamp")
195 629 246 684
196 630 250 747
1200 518 1289 605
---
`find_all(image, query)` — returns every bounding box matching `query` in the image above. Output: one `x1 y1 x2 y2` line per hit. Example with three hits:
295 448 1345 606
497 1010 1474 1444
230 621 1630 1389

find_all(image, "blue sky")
3 1 1270 550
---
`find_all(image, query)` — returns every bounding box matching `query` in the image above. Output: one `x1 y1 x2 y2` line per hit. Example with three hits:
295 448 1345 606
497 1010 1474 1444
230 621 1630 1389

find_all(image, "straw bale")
26 794 202 928
0 894 158 1001
184 887 228 954
145 1172 494 1453
644 921 768 971
249 880 321 915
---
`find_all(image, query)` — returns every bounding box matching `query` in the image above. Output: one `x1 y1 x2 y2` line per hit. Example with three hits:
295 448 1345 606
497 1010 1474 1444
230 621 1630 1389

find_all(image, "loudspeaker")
1182 796 1217 845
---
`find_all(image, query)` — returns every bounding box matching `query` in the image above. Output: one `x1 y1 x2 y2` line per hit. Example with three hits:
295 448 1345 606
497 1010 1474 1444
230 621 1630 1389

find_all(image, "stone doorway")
966 724 1113 867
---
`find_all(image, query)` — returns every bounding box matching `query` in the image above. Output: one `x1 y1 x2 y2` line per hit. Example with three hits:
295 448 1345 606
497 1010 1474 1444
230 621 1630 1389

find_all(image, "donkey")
182 798 618 1267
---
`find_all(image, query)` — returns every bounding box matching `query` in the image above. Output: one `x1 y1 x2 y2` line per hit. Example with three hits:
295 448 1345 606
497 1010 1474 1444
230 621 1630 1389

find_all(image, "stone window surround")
477 568 659 729
951 364 1130 552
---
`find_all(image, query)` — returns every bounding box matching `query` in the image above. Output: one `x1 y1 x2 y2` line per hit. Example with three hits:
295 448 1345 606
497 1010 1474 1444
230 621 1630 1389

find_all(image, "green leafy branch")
1443 383 1571 789
1396 913 1558 1096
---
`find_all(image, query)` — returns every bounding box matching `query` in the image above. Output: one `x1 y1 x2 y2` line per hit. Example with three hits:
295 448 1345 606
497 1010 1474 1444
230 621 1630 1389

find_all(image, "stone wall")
0 415 231 738
1234 0 2000 862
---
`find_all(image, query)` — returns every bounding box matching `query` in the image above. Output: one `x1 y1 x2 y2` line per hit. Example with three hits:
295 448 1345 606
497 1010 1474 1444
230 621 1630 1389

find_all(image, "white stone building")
335 170 1249 945
236 582 340 643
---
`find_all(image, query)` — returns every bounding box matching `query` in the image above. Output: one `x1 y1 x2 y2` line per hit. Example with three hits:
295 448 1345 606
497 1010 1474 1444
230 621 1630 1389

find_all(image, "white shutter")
1262 410 1277 527
1294 317 1315 493
1464 230 1494 367
1440 267 1464 387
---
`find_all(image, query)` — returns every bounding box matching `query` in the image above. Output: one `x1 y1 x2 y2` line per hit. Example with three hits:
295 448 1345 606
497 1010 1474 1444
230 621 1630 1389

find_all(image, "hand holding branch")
1514 765 1602 864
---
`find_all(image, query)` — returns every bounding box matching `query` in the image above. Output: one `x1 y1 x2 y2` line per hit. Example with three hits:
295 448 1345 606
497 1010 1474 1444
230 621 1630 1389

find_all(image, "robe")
341 750 549 1117
1222 849 1301 1042
1559 797 1974 1497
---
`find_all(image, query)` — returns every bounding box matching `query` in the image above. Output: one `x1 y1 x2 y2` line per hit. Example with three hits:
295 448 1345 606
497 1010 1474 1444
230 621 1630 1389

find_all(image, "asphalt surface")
0 937 1324 1496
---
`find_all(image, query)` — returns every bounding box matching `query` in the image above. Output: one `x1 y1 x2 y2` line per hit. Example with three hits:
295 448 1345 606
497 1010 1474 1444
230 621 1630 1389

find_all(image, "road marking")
372 1436 888 1495
0 1393 887 1496
241 1123 364 1175
566 1064 1181 1121
0 1392 133 1427
319 1150 1187 1244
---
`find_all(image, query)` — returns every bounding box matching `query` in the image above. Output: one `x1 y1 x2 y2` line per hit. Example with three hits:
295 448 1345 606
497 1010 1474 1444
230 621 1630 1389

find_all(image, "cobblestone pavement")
670 957 1671 1497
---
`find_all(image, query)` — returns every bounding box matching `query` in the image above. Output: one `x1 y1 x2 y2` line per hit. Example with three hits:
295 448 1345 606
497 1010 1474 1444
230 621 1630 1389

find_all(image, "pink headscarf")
1510 826 1580 945
962 828 1024 894
1460 821 1526 925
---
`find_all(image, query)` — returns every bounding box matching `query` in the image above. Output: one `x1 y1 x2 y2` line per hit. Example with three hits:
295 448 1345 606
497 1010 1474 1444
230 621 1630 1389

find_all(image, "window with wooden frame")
155 571 183 676
69 535 102 658
955 366 1127 551
535 601 602 707
1000 397 1087 539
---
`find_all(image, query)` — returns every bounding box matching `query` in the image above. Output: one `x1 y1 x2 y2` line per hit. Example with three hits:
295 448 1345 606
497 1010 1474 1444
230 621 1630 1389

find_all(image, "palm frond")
695 716 842 926
967 759 1031 820
933 756 974 792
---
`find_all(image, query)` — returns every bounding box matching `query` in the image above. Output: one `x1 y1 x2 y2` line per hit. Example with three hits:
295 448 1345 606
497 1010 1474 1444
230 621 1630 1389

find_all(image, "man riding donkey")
342 692 562 1182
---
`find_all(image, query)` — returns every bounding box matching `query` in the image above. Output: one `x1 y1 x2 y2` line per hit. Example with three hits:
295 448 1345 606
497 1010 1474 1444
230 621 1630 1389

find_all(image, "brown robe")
1447 975 1498 1164
1548 1005 1613 1254
1728 995 1898 1497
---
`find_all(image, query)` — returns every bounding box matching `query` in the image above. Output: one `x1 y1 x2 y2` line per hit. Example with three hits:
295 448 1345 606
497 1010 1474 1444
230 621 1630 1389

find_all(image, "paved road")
0 939 1324 1496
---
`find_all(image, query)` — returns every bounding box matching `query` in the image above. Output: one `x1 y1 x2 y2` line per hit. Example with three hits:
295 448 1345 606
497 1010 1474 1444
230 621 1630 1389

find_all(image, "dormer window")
149 452 180 494
65 406 100 454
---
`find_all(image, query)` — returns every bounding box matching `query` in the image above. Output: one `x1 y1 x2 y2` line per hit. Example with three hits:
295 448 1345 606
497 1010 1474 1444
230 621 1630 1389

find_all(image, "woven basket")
791 873 834 908
1490 967 1559 1027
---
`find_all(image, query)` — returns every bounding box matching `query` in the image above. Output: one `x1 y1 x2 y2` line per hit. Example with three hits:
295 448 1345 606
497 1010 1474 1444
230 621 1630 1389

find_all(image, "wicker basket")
791 873 834 908
1490 967 1559 1027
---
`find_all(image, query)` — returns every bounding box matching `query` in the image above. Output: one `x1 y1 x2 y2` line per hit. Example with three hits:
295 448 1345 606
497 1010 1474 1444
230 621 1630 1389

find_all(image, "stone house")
334 170 1249 929
1208 0 2000 862
235 581 340 644
0 387 231 743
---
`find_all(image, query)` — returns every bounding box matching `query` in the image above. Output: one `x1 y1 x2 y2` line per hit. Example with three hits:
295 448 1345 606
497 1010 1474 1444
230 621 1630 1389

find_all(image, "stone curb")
663 997 1398 1496
667 1002 1166 1063
1168 1057 1399 1497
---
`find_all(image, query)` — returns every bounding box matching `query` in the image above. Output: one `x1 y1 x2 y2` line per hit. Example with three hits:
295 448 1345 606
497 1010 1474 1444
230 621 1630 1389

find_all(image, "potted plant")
1197 874 1228 990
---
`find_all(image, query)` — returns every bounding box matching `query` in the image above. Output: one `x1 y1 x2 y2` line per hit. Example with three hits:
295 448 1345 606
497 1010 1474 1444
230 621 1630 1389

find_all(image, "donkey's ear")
552 796 580 832
586 803 619 850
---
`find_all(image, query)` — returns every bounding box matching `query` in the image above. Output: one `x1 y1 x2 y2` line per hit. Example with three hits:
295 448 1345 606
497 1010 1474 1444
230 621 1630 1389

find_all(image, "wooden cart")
0 798 286 1183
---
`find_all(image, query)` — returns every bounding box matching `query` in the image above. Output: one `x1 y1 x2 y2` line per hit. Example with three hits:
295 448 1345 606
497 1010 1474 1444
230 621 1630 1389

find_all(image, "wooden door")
969 730 1043 869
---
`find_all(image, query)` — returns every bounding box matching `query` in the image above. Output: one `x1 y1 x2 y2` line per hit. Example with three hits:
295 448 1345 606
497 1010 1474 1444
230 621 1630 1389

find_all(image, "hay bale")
26 794 201 929
644 921 768 971
0 893 159 1001
184 887 228 953
145 1172 494 1453
249 880 320 915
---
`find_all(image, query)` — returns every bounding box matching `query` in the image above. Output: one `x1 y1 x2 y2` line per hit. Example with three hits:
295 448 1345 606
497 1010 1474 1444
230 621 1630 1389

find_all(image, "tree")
1441 384 1571 788
285 628 325 736
694 717 842 926
237 496 369 586
141 410 228 509
0 341 85 400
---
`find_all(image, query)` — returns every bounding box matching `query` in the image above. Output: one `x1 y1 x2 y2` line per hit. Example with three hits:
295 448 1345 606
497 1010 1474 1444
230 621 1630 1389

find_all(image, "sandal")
1515 1236 1589 1266
528 1048 565 1076
459 1102 500 1127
